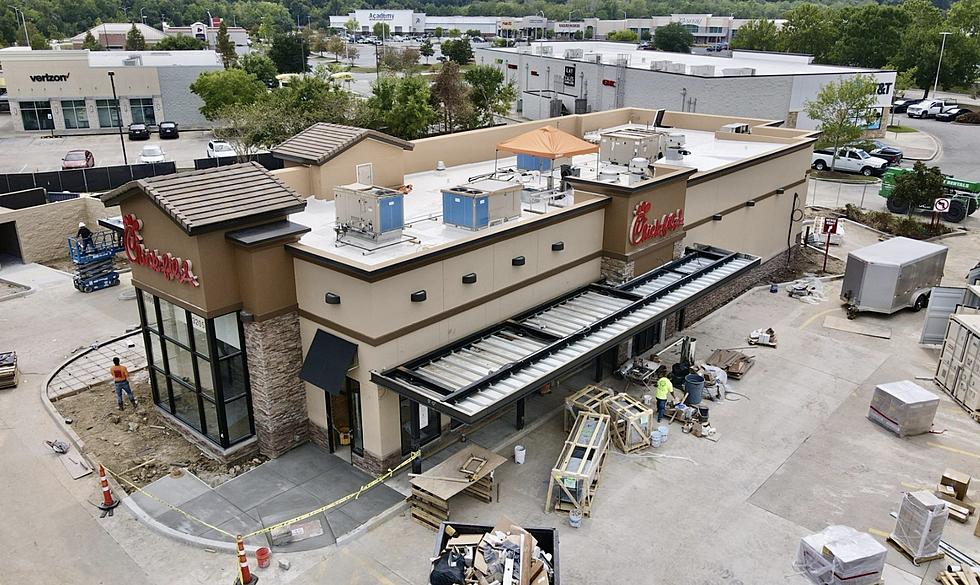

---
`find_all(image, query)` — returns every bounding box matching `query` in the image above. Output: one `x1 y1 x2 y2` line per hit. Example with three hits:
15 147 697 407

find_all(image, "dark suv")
128 123 150 140
159 121 179 139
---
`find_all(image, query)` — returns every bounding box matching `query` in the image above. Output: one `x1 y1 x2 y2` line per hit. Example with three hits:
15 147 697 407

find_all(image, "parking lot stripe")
928 441 980 459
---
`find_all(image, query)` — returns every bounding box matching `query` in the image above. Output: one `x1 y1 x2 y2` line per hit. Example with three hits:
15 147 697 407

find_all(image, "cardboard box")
941 468 971 501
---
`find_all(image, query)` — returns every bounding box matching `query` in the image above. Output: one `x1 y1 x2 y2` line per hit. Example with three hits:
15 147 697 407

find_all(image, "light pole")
140 8 147 25
107 72 128 165
13 7 30 48
932 31 952 97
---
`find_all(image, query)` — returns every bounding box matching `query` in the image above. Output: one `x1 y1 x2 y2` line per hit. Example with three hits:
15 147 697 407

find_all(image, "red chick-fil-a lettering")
629 200 684 246
123 214 200 287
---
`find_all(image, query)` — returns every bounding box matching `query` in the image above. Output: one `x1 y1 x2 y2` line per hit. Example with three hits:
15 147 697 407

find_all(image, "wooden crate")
409 485 449 530
564 384 613 430
601 392 653 454
546 411 610 517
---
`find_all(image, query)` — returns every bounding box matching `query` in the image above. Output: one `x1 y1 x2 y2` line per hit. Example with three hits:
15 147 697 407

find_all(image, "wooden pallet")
936 568 980 585
461 476 494 503
409 485 449 530
887 535 945 566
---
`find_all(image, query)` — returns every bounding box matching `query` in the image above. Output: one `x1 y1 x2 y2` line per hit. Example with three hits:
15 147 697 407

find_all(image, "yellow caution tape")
103 450 421 541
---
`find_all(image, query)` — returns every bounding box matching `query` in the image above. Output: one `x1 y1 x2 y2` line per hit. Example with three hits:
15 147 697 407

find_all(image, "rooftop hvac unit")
614 53 629 66
537 45 553 56
599 129 668 165
667 133 686 147
122 55 143 66
564 48 584 60
334 183 404 243
584 52 602 64
722 67 755 76
720 122 751 134
665 62 686 74
649 60 671 71
442 179 522 230
688 64 715 76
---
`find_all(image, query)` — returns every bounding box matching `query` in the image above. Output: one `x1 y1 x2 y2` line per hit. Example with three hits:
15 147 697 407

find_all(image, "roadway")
896 114 979 181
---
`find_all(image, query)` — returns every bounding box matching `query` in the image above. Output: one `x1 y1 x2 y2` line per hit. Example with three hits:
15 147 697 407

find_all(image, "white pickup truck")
907 99 958 118
811 147 890 176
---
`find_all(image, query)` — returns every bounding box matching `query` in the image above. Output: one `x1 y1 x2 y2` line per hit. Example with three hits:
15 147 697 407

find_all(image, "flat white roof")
87 50 222 67
291 123 788 266
486 42 885 76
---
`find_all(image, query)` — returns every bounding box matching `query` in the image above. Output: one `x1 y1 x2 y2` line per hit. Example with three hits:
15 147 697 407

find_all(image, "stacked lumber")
936 568 980 585
0 351 17 389
934 468 975 524
410 485 450 530
706 349 755 379
408 446 505 530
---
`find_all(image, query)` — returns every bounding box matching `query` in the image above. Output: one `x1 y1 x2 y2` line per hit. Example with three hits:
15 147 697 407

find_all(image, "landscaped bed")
841 204 954 239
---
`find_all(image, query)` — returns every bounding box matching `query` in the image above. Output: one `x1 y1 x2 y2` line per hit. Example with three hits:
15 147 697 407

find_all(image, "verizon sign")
123 214 200 287
629 201 684 245
30 73 70 82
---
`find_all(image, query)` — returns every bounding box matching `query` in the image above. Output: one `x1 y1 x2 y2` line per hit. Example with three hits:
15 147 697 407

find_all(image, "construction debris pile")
0 351 17 389
705 349 755 380
935 469 976 524
431 517 554 585
796 525 886 585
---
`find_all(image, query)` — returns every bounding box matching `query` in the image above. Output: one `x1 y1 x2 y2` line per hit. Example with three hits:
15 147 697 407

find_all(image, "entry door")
920 287 967 344
399 396 440 455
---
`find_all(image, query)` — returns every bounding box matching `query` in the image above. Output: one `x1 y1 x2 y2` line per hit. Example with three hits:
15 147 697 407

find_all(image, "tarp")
496 126 598 159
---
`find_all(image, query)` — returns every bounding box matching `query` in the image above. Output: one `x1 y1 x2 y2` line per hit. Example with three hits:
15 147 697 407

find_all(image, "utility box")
442 179 522 230
840 237 947 318
934 313 980 419
599 128 667 165
720 122 750 134
867 380 939 437
334 183 404 243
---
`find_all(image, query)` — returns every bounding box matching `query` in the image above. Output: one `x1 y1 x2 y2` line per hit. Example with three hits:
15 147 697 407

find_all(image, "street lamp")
933 31 952 97
140 8 147 25
12 7 30 48
107 72 128 165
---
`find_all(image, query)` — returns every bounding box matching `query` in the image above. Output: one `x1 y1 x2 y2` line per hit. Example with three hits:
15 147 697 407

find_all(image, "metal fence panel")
61 170 87 192
84 167 111 192
131 164 155 180
33 171 63 192
7 173 35 193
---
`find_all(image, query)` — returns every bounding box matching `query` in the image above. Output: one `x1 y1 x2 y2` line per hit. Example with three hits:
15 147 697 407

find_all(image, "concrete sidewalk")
878 126 939 161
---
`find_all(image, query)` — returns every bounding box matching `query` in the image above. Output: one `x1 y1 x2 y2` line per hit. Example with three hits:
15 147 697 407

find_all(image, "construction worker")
655 376 673 422
110 357 137 411
76 222 94 254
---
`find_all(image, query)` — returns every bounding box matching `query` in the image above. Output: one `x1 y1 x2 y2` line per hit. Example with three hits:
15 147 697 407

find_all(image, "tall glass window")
96 99 121 128
130 97 156 125
62 100 89 129
137 289 255 448
19 101 53 131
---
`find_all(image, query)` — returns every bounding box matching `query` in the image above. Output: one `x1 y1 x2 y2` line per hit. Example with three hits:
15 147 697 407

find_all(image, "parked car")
207 140 236 159
128 123 150 140
61 149 95 170
707 42 729 52
907 99 957 118
138 144 167 164
936 107 973 122
811 147 889 176
158 121 179 139
866 140 903 165
891 97 921 114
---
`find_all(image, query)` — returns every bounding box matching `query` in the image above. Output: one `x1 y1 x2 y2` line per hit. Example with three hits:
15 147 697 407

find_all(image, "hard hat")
78 222 86 227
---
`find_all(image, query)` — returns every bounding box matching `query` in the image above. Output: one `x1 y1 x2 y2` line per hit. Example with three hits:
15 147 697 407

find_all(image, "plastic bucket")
256 547 271 569
684 374 705 405
650 430 663 447
568 509 583 528
642 394 653 406
698 406 710 421
658 425 669 442
514 445 526 464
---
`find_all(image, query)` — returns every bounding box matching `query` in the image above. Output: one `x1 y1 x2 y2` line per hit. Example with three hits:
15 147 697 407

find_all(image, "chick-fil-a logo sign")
123 214 200 287
629 200 684 246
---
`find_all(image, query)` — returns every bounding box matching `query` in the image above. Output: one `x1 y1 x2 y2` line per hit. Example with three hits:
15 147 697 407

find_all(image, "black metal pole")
410 400 422 474
107 71 128 165
516 398 525 430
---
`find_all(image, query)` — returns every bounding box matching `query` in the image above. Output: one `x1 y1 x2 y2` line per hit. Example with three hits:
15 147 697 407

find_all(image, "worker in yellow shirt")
110 357 137 411
655 376 673 422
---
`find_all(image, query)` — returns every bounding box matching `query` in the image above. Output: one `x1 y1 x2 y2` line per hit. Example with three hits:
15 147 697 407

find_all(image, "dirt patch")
757 246 845 285
52 370 265 491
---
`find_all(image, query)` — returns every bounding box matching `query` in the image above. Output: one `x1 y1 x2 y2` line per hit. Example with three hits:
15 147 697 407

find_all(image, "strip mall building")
101 107 817 472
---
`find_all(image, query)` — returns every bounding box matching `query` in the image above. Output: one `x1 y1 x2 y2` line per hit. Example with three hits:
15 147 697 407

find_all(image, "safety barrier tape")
102 449 421 541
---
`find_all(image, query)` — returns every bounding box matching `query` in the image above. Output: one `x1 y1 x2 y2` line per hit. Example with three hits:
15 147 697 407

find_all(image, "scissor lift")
68 231 124 293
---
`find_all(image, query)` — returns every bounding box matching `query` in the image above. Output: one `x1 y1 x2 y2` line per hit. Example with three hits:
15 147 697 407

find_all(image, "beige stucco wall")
684 188 803 262
3 52 162 100
0 196 111 263
314 141 408 198
271 166 312 199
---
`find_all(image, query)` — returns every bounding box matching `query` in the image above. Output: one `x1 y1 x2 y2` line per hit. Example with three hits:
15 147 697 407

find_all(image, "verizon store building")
101 108 817 471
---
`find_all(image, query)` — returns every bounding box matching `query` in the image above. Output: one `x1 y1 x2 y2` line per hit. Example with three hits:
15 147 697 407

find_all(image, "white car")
138 144 166 164
207 140 236 159
907 99 957 119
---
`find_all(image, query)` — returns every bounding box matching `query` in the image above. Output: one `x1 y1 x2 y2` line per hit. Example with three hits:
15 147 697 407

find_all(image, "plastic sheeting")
867 380 939 437
892 490 948 559
795 525 886 585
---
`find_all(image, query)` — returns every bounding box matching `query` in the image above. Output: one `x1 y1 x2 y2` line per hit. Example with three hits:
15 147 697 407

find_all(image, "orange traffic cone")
234 535 258 585
97 464 119 513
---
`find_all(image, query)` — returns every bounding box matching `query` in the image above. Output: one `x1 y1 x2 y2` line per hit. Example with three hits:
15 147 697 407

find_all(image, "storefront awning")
300 330 357 395
372 246 759 424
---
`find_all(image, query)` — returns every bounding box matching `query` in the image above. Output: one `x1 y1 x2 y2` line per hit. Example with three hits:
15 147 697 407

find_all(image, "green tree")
213 101 269 161
25 22 47 50
239 53 278 88
431 61 472 133
890 0 980 97
803 75 878 172
779 4 836 63
367 76 436 139
606 29 638 42
269 33 308 74
81 31 103 51
890 162 946 216
325 35 345 61
344 19 358 36
373 22 390 39
731 19 780 52
216 21 237 68
441 38 473 65
381 46 420 75
157 35 207 50
464 64 516 126
653 22 693 53
948 0 980 36
190 69 268 119
448 28 461 38
830 4 908 68
434 27 444 39
466 29 482 38
125 24 146 50
420 38 434 63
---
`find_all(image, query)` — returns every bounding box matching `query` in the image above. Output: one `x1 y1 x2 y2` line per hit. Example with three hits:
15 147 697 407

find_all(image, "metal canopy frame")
372 246 759 424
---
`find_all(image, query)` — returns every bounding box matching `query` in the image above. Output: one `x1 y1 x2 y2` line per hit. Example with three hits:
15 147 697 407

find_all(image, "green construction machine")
880 166 980 223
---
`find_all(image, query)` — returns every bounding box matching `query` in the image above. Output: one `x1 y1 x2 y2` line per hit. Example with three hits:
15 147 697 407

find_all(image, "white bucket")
650 430 663 448
642 394 653 405
568 509 583 528
658 425 669 443
514 444 526 464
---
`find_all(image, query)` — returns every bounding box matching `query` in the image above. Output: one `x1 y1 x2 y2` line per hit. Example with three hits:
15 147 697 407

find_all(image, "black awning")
300 329 357 395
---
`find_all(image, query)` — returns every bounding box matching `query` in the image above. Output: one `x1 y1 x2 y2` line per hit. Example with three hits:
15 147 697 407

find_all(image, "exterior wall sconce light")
512 256 526 266
324 293 341 304
776 188 785 194
411 290 427 302
551 241 565 251
746 200 756 207
462 273 478 284
712 214 723 221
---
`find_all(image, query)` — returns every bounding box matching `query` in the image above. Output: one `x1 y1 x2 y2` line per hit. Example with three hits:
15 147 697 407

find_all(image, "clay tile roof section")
101 161 306 235
271 122 414 166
